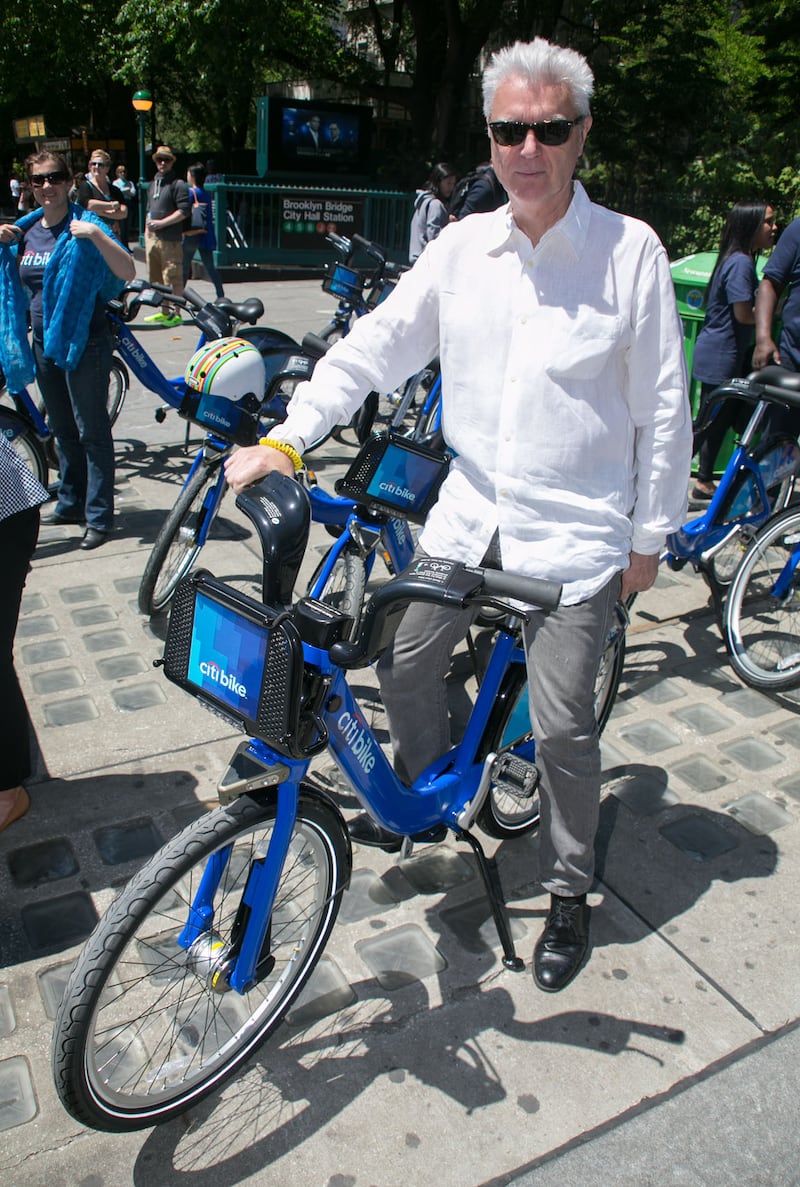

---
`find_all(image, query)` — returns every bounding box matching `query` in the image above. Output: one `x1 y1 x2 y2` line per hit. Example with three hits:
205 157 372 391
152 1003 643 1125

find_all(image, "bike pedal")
490 753 540 801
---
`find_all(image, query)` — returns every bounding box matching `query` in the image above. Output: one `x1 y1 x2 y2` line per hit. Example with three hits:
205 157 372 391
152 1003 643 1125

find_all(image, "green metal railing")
207 180 413 266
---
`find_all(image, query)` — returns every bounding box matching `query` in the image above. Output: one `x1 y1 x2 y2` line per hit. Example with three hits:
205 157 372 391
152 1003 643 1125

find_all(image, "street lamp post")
132 90 153 240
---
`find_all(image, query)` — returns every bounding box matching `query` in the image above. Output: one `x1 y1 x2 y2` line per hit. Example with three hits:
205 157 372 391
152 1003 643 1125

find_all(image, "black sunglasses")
30 171 68 187
90 160 108 168
488 117 584 147
155 156 172 163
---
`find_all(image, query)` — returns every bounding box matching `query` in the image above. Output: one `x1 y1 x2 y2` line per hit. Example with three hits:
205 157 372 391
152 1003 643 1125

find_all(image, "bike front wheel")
0 405 49 486
476 609 627 839
724 506 800 690
107 359 129 427
138 460 223 615
53 791 350 1132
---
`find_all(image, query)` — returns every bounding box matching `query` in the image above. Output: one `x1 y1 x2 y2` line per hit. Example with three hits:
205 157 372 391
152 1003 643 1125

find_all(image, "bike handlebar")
696 365 800 432
327 556 561 669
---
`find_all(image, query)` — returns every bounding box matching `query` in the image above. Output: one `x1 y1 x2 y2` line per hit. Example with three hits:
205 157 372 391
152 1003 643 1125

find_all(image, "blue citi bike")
652 365 800 624
52 432 627 1131
114 282 331 616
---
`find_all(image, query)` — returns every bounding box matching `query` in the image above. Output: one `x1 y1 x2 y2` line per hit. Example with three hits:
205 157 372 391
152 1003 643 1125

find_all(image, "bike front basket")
162 570 307 756
335 430 451 524
322 262 368 303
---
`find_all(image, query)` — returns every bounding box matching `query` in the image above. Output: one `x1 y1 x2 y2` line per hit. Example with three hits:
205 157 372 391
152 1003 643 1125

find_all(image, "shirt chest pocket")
544 314 627 382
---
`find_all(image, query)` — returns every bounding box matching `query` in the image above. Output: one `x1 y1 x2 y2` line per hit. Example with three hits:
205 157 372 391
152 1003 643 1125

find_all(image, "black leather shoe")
533 894 590 992
346 813 448 853
80 527 109 550
42 507 85 525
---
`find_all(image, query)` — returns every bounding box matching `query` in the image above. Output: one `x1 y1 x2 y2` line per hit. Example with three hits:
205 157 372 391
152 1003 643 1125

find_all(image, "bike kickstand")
456 830 524 971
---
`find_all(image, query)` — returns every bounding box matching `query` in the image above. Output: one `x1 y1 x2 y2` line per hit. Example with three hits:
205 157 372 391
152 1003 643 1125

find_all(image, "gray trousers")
377 555 620 896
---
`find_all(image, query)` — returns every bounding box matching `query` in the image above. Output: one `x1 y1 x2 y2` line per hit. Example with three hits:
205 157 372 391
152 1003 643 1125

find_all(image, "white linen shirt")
275 183 692 603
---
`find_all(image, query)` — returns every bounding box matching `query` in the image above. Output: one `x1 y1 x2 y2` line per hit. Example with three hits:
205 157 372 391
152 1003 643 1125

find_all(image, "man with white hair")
226 39 692 992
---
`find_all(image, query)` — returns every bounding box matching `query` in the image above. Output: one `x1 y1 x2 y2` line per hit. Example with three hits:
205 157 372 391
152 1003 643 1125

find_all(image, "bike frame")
306 481 416 590
666 399 799 567
176 620 526 992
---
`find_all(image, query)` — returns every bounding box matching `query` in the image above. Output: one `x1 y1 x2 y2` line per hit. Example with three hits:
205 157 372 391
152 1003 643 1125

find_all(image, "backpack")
448 165 505 219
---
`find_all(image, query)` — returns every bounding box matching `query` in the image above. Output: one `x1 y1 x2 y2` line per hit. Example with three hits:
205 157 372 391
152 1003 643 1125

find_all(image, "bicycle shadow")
131 978 686 1185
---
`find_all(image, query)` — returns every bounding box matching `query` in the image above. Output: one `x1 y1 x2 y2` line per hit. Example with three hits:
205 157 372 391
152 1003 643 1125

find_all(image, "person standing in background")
144 146 190 327
77 150 127 240
691 201 776 500
182 162 224 299
112 164 137 244
408 162 457 263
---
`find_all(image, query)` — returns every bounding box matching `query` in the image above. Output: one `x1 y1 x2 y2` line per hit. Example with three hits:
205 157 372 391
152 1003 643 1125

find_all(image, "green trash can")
671 252 716 415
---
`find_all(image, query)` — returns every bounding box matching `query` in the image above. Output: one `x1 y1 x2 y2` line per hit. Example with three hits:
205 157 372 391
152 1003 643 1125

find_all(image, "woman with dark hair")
182 162 224 299
0 151 135 548
408 162 457 262
691 201 777 499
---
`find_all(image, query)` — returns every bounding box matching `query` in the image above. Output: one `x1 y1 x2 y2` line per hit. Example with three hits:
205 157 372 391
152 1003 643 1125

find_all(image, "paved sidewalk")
0 271 798 1185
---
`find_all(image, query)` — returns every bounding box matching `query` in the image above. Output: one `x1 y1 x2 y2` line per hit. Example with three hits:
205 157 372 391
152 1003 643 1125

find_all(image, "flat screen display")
260 96 373 176
187 592 269 721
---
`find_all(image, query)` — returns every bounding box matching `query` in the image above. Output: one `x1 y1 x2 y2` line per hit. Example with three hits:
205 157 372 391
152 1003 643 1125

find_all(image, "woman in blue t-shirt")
691 201 776 499
182 162 224 299
0 152 135 548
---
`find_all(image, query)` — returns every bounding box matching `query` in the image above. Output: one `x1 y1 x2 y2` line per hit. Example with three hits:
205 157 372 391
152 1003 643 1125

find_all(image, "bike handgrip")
473 566 562 611
351 233 385 263
181 285 206 309
301 332 331 359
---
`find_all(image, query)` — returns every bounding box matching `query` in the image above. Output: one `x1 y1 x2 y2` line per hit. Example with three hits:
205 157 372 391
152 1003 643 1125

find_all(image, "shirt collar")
485 181 591 259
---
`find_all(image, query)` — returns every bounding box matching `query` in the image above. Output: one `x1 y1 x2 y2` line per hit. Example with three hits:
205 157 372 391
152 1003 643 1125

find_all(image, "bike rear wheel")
138 460 222 615
476 608 627 839
0 405 49 485
724 506 800 690
52 791 350 1132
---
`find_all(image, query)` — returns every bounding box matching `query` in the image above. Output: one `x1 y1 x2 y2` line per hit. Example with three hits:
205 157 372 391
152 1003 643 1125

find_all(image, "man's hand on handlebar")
224 444 295 494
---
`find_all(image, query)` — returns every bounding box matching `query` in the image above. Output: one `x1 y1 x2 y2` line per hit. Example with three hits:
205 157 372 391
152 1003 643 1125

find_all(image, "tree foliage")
1 0 799 256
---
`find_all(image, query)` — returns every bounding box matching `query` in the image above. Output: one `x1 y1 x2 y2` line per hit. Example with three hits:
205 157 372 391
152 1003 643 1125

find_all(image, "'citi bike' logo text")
337 711 377 773
378 480 415 504
199 660 247 698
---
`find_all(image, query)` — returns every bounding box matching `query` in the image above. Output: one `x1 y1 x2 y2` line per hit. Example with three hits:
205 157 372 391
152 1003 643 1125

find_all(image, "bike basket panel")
322 263 366 302
178 389 260 445
162 570 305 754
335 430 450 524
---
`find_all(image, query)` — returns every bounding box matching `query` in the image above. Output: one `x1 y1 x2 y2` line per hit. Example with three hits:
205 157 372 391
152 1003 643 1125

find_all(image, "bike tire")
107 359 129 428
724 505 800 690
0 405 49 486
307 542 367 637
476 611 626 839
138 460 222 616
52 791 350 1132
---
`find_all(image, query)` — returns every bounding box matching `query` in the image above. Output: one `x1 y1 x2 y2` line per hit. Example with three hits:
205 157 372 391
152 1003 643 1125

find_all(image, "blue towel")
0 204 125 384
0 241 35 391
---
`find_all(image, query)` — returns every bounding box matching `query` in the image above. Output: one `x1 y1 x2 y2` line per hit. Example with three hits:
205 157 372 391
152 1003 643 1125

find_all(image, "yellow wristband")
259 436 303 472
